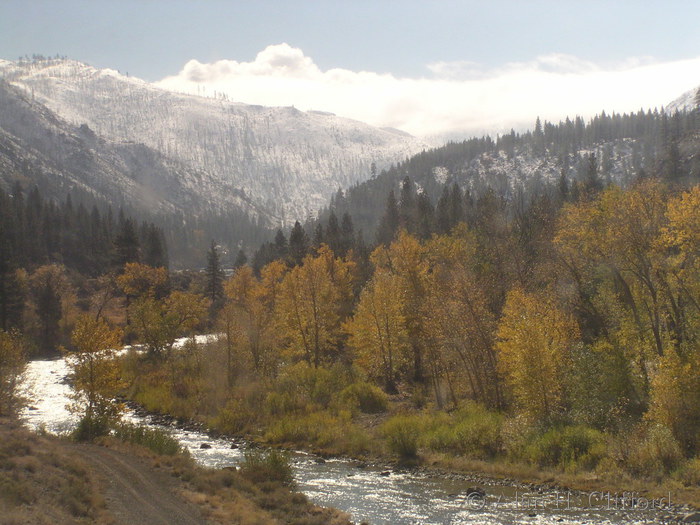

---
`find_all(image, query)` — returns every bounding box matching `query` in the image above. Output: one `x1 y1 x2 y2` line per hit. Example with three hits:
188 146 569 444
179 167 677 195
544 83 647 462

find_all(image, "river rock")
380 470 391 476
683 512 700 523
466 487 485 497
314 457 326 464
230 443 238 449
200 443 212 449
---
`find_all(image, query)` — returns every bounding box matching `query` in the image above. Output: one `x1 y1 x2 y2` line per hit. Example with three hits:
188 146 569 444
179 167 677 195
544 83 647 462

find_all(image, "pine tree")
233 249 248 268
288 221 309 266
273 229 288 260
376 190 400 246
326 211 340 253
435 186 452 234
339 213 354 257
205 241 225 313
398 177 417 233
112 217 140 270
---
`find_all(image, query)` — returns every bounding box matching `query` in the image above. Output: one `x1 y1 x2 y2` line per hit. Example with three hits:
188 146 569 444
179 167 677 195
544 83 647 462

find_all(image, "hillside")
313 101 700 242
0 58 427 224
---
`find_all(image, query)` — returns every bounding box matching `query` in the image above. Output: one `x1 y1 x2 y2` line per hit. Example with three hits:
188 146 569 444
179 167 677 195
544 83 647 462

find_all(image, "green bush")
422 402 503 458
239 449 293 485
525 425 606 471
381 414 421 459
338 382 388 414
264 412 371 455
112 423 181 456
72 415 111 442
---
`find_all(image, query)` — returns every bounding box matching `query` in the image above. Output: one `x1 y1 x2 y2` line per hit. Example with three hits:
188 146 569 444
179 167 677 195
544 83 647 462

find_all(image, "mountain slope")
0 58 427 224
667 84 700 113
0 79 267 222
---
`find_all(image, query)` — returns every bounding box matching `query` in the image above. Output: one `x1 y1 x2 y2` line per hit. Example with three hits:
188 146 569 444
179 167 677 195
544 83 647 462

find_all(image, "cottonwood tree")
130 291 209 358
64 315 123 439
0 329 27 416
495 288 580 424
276 246 353 367
345 270 409 393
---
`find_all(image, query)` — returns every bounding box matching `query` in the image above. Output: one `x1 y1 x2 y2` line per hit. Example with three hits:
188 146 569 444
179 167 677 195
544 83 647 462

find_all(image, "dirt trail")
76 444 208 525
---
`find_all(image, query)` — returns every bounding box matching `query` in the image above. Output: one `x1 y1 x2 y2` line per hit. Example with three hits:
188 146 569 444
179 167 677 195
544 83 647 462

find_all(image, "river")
20 352 676 525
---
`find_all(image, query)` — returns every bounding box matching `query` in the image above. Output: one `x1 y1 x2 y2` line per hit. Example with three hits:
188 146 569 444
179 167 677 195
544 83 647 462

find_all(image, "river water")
20 353 676 525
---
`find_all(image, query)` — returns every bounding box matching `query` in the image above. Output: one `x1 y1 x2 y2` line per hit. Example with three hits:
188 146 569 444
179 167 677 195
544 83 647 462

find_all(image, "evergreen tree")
205 240 225 313
376 190 400 245
233 249 248 268
435 186 452 234
112 217 140 270
339 213 355 257
415 192 434 239
142 223 168 268
398 177 417 233
326 211 340 253
273 229 288 260
583 153 602 196
288 221 309 266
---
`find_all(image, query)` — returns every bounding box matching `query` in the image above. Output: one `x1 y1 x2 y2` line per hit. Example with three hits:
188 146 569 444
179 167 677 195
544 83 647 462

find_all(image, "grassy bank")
98 434 352 525
0 416 351 525
118 345 700 509
0 418 107 524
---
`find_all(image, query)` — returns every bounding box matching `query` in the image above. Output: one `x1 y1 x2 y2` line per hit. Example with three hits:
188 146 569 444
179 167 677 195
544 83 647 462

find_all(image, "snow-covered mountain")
666 84 700 113
0 79 270 222
0 58 427 224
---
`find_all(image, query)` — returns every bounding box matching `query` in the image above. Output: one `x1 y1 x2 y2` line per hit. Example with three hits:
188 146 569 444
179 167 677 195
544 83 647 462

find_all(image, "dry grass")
100 436 352 525
0 418 108 524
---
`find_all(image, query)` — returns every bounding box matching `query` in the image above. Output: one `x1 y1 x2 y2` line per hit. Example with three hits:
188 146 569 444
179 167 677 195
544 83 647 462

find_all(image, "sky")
2 0 699 138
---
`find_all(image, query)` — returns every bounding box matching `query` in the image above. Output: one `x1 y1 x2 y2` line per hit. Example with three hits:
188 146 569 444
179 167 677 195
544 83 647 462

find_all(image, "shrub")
239 449 293 484
273 362 350 411
72 415 111 442
338 382 388 414
212 397 256 434
526 425 606 471
626 424 684 479
264 412 371 455
381 414 421 459
112 423 181 456
674 457 700 486
423 402 503 458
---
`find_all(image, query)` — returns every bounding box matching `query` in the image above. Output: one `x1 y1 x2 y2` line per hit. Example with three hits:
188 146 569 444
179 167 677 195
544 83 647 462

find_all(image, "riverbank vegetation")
108 175 700 504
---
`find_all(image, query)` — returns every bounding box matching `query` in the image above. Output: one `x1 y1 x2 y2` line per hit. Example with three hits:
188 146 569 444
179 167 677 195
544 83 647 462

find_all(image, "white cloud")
156 43 700 140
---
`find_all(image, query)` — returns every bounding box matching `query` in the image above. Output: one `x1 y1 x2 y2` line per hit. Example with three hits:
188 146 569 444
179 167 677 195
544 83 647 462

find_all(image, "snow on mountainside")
0 59 427 224
0 79 266 220
666 84 700 113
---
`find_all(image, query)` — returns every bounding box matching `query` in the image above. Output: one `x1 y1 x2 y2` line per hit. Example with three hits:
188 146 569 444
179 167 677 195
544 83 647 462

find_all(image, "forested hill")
309 101 700 246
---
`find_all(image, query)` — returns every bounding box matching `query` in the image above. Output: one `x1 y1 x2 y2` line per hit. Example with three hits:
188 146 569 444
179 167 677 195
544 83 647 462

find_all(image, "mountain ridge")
0 58 428 224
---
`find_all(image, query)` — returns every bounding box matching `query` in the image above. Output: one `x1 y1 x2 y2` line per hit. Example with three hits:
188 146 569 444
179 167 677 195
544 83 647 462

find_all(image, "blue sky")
2 1 699 137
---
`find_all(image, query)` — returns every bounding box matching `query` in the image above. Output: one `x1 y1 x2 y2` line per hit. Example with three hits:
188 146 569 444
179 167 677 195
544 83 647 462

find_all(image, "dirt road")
77 444 208 525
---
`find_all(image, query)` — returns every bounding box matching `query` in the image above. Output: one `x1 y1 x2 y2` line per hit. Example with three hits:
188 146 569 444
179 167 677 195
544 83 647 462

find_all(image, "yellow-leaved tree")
371 231 429 382
64 314 123 439
0 329 27 416
130 291 209 358
221 261 286 381
423 225 502 408
495 288 580 424
345 270 409 393
277 245 353 367
646 185 700 450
